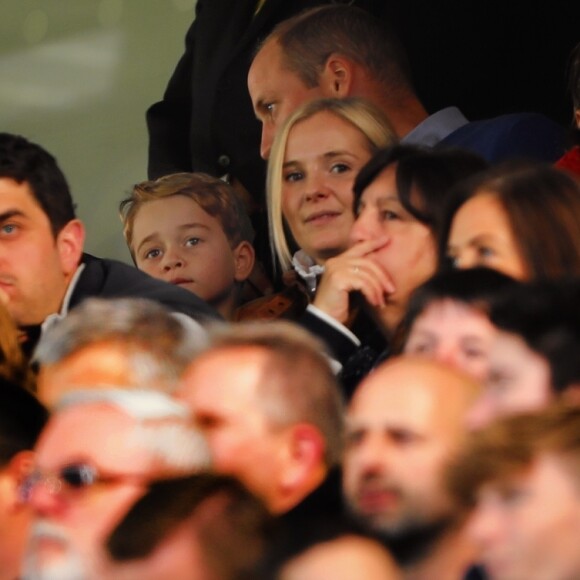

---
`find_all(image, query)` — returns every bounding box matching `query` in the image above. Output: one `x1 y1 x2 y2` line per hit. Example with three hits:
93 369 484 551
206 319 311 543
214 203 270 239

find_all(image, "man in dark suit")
0 132 218 355
146 0 388 279
248 5 566 166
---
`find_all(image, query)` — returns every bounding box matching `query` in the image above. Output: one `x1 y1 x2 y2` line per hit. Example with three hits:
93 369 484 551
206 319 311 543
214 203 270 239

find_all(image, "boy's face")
131 195 239 309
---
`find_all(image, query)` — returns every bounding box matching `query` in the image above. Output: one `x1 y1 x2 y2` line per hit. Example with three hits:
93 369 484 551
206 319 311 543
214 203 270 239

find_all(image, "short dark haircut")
0 378 48 467
268 5 414 99
489 278 580 394
397 267 516 354
0 133 76 237
354 145 488 242
439 161 580 277
107 473 271 580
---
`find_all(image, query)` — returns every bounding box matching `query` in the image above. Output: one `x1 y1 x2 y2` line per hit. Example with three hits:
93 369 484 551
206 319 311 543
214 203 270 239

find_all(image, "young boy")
120 172 255 319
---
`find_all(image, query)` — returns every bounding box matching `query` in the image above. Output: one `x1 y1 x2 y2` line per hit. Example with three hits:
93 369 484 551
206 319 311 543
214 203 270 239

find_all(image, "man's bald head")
343 357 479 562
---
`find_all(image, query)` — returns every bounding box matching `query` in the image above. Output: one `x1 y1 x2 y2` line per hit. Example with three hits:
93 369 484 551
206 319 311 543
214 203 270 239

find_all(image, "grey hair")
35 298 207 391
57 388 212 472
202 321 345 467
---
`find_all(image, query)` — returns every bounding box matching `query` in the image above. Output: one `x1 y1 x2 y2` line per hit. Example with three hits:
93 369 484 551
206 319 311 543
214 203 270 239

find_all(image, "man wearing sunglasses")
0 133 220 360
20 389 211 580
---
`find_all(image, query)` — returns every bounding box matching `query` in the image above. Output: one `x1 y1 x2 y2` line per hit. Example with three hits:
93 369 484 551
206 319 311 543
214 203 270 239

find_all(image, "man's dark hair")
0 133 76 237
107 473 271 580
269 5 414 100
489 278 580 394
0 378 48 467
396 267 516 354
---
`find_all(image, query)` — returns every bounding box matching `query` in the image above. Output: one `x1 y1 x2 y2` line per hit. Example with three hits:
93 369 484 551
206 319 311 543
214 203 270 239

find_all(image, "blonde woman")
238 97 395 322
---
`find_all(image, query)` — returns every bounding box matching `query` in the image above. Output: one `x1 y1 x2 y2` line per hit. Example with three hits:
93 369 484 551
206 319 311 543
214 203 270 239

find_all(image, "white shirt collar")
40 263 86 337
291 250 325 294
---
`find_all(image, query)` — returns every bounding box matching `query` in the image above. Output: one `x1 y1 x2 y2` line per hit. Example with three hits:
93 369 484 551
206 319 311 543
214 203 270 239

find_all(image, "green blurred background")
0 0 197 262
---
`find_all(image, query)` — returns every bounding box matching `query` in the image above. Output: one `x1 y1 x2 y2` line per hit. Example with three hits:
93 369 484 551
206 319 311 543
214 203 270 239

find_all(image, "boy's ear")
233 241 255 282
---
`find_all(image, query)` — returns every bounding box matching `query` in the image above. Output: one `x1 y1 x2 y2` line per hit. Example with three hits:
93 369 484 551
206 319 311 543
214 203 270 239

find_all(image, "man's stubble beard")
344 493 460 567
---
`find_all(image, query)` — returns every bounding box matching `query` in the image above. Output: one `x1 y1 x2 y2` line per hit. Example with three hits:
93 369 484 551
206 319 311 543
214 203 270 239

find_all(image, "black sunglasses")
20 463 145 501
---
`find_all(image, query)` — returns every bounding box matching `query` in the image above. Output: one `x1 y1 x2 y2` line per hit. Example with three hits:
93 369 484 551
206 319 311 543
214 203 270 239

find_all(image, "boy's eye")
185 237 200 247
476 245 495 262
144 248 162 260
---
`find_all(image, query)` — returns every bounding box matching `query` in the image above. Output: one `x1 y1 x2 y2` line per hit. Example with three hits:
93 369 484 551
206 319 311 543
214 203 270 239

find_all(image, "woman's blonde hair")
266 97 396 271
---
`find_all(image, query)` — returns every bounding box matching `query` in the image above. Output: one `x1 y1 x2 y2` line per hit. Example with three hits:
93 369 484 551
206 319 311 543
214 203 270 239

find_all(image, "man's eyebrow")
0 210 26 222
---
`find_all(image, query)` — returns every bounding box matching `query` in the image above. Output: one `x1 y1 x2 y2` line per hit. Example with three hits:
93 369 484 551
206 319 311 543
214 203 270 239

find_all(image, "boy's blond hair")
120 172 254 259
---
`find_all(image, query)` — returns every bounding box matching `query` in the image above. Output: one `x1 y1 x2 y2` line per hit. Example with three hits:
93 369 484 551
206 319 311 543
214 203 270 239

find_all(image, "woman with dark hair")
314 144 487 337
401 268 516 381
441 161 580 280
310 145 487 391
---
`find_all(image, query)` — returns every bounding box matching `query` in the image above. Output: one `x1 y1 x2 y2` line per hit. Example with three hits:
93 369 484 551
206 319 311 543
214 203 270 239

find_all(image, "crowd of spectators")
1 4 580 579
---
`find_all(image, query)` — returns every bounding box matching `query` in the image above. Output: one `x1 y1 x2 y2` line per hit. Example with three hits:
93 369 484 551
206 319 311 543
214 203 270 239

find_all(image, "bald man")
343 356 481 580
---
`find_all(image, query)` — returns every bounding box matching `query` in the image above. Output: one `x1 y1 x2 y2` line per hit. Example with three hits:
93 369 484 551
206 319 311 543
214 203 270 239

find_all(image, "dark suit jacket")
69 254 221 322
438 112 566 164
147 0 577 196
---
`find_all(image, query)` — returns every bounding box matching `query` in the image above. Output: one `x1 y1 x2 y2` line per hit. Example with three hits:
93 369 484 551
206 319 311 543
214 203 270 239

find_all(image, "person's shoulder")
76 254 221 322
441 112 565 163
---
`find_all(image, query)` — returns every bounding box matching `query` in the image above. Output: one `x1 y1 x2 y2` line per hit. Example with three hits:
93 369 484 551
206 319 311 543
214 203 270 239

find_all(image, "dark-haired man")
0 133 219 355
248 5 565 163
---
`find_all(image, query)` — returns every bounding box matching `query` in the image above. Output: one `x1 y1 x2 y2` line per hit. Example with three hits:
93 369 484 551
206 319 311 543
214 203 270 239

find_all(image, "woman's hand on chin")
313 238 395 324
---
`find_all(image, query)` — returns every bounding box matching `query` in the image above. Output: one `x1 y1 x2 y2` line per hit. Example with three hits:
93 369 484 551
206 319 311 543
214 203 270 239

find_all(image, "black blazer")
69 254 221 323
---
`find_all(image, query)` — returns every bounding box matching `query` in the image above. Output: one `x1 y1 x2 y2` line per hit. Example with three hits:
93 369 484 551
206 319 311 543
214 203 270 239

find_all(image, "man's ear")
279 423 326 490
233 241 256 283
2 450 35 510
575 109 580 130
56 219 85 276
319 54 354 97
